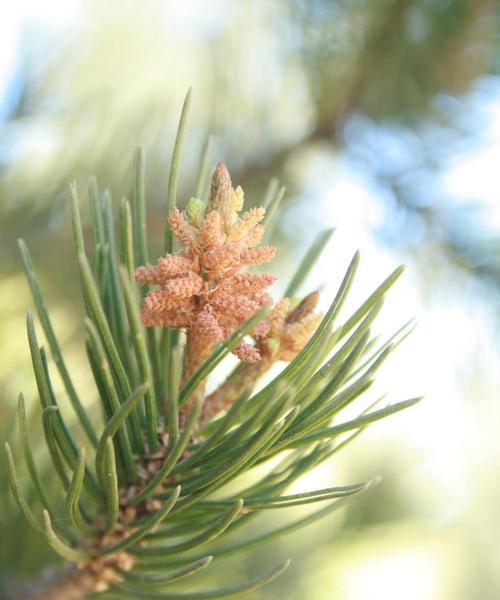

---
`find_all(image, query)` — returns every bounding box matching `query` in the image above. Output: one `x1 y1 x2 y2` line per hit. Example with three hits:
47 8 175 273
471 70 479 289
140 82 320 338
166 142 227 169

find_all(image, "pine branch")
6 89 421 598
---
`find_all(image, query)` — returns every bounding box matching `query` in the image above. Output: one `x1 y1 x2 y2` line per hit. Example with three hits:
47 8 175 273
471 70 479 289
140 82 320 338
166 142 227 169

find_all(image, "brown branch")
7 567 97 600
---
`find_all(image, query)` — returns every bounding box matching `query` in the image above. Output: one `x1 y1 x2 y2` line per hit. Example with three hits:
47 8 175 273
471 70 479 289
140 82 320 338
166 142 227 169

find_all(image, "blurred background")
1 1 500 598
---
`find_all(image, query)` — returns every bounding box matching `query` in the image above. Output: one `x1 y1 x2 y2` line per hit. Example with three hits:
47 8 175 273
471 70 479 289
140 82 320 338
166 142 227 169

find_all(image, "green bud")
186 197 206 227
